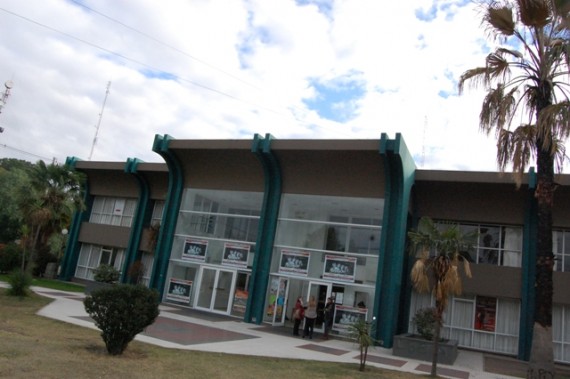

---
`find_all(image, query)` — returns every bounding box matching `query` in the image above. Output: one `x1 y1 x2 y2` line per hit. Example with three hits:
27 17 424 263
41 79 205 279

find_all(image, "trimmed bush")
7 269 32 297
413 307 437 341
93 264 120 283
84 284 160 355
0 243 22 273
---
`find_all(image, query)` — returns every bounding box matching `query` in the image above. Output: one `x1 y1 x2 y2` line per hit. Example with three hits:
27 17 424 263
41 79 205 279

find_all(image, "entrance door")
196 267 236 314
307 281 332 332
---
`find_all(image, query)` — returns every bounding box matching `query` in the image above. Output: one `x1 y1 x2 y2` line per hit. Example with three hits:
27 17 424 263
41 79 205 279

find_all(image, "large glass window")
553 304 570 363
90 197 137 227
171 189 263 266
553 230 570 272
75 243 125 280
273 194 383 286
444 223 522 267
410 292 520 356
151 200 165 227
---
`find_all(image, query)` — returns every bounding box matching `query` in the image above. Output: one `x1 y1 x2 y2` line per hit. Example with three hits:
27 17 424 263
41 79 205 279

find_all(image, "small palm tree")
348 318 375 372
408 217 475 377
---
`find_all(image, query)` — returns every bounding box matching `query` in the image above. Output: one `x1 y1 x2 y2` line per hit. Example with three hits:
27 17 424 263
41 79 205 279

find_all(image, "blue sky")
0 0 504 172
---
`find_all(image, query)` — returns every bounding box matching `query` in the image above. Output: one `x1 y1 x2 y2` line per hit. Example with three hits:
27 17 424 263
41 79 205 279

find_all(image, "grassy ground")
0 274 85 292
0 289 424 379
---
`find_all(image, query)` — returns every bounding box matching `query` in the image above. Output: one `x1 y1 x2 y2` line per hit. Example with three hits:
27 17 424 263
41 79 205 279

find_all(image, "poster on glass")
222 243 250 268
333 305 367 332
182 238 208 262
474 296 497 332
166 278 193 304
279 249 310 276
232 289 248 316
323 255 356 282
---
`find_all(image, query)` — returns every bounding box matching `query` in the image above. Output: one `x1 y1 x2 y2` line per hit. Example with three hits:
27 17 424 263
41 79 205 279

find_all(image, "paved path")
30 286 518 379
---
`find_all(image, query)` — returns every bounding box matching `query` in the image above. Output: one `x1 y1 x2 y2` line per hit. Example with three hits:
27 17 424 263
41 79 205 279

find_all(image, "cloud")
0 0 543 174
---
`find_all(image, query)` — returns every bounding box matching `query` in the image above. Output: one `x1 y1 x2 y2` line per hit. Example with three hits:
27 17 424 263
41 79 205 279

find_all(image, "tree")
348 318 375 372
84 284 160 355
14 161 85 274
458 1 570 376
408 217 475 377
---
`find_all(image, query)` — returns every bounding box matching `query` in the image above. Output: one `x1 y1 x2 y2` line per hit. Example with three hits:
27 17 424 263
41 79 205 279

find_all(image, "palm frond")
484 4 515 36
480 85 517 133
458 67 490 94
517 0 551 28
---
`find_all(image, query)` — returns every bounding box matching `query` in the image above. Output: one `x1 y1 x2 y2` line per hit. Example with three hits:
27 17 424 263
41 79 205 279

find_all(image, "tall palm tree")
408 217 475 377
458 1 570 376
19 161 85 273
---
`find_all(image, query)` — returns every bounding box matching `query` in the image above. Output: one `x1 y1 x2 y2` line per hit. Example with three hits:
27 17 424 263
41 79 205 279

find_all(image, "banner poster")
333 305 367 332
323 255 357 282
474 296 497 332
165 278 193 304
278 249 310 276
182 238 208 261
222 243 250 268
232 289 248 316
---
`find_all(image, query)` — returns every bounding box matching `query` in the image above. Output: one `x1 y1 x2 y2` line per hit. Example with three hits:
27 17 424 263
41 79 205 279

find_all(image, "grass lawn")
0 289 424 379
0 274 85 292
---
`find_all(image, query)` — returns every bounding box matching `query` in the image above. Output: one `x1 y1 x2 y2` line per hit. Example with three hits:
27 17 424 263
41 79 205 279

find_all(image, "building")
59 133 570 364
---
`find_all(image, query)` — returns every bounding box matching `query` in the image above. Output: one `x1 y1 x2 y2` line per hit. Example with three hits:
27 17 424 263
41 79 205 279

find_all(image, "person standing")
323 297 335 340
292 296 305 336
303 296 317 339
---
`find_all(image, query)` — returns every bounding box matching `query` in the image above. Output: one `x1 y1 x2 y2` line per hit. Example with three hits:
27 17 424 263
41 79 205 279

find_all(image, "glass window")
90 197 137 227
553 230 570 272
411 292 520 355
441 222 523 267
75 244 125 280
172 189 263 266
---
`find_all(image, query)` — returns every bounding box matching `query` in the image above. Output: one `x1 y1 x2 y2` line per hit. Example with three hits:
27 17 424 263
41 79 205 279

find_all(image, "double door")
307 281 332 332
196 267 236 314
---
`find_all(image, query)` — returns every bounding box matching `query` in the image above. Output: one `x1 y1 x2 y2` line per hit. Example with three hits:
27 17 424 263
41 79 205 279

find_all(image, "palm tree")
458 1 570 376
408 217 475 377
18 161 85 273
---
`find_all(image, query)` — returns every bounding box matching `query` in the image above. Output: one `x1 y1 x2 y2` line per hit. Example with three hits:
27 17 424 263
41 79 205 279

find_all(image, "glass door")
264 276 291 325
196 267 236 314
307 281 332 332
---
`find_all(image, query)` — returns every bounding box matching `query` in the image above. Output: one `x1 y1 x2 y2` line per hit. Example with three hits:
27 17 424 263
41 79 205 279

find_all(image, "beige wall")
78 222 130 248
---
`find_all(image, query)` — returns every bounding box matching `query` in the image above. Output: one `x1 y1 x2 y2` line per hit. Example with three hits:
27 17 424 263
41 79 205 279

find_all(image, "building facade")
59 133 570 364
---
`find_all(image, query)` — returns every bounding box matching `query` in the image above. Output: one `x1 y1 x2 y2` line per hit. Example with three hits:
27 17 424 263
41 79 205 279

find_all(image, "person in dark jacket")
323 297 335 339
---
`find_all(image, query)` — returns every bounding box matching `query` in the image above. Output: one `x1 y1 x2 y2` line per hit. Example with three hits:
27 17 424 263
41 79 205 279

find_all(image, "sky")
0 0 509 171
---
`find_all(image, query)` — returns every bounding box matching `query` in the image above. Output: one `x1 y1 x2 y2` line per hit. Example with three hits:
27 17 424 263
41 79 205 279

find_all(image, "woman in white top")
302 296 317 339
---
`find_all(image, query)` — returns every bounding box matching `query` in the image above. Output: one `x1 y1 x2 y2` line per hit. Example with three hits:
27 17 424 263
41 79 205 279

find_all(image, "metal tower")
88 81 111 160
0 80 14 133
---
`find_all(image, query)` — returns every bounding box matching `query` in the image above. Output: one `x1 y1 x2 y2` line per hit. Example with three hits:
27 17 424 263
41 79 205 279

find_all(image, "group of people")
292 295 335 339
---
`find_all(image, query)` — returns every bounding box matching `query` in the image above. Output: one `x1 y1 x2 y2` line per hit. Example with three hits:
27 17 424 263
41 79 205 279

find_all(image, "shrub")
413 307 437 341
84 284 160 355
0 243 22 273
93 264 120 283
7 269 32 297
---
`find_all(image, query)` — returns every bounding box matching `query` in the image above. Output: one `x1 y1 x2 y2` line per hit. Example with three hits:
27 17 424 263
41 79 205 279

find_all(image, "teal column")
245 133 282 324
373 133 416 348
518 168 538 361
121 158 151 284
150 135 184 297
59 156 93 281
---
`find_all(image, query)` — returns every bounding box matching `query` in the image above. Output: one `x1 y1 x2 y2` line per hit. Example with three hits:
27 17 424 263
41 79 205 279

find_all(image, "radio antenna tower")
88 81 111 160
0 80 14 133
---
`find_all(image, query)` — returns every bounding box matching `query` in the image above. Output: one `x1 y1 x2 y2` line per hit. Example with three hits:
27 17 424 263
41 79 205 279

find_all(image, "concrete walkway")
30 286 519 379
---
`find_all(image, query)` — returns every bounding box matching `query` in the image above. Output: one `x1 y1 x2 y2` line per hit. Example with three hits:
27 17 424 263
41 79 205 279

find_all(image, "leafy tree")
458 1 570 375
408 217 475 377
0 160 33 243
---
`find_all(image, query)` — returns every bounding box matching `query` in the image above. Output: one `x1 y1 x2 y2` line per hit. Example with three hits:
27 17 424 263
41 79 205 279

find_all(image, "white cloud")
0 0 536 173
